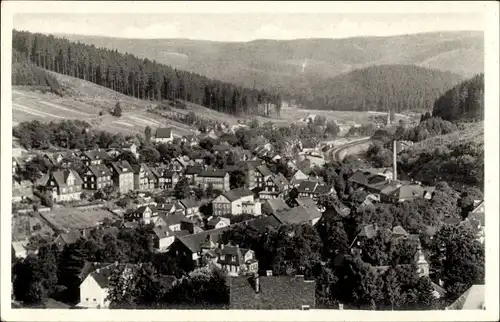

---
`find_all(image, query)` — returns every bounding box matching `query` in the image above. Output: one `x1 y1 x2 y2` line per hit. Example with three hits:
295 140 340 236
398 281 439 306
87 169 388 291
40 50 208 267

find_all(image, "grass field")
12 70 419 135
12 72 196 136
39 207 120 231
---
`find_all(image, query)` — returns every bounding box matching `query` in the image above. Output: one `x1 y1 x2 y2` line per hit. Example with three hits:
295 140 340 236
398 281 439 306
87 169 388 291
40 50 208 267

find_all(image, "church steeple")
415 245 430 277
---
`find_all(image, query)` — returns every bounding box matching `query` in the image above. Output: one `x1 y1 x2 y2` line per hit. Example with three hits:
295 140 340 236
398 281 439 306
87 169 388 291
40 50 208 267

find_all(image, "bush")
112 102 123 117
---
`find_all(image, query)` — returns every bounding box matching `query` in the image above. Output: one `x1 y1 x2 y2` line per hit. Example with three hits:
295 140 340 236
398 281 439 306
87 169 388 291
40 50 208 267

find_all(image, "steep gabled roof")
446 284 485 310
222 187 254 202
57 230 82 245
296 180 318 193
272 205 322 225
157 213 190 227
87 164 112 178
78 261 114 281
91 263 139 289
176 227 229 253
243 216 281 233
389 184 425 200
314 184 333 195
198 169 228 178
263 198 290 214
215 245 251 266
179 198 199 209
111 160 134 175
207 216 229 227
155 127 172 139
82 149 111 161
49 169 83 187
348 170 373 185
256 165 273 177
229 275 316 309
380 182 401 195
184 165 203 175
268 173 290 190
153 225 175 239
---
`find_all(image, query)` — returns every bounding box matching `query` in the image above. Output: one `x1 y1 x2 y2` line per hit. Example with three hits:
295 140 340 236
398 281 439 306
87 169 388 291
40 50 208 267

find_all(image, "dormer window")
301 305 310 310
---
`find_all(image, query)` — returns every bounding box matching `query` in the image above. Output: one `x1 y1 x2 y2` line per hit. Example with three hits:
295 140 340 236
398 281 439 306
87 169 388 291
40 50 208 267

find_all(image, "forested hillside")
296 65 464 112
12 48 63 95
12 30 281 116
59 31 484 92
432 73 484 122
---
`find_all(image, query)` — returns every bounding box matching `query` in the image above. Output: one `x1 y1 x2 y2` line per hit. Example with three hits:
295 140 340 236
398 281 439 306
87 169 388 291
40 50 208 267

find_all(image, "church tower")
415 245 430 277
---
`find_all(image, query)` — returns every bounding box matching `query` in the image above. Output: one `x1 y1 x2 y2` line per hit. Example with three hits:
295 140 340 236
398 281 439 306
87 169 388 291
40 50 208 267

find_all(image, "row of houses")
76 257 315 310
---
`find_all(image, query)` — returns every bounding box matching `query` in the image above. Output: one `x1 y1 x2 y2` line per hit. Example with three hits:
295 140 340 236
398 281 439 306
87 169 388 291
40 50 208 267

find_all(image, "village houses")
109 160 134 193
39 169 83 202
133 163 157 191
206 216 231 230
80 149 111 166
82 164 113 190
77 262 138 309
212 187 259 216
214 244 259 277
177 198 201 218
153 127 178 144
152 168 180 190
124 205 159 225
259 173 290 200
195 169 230 191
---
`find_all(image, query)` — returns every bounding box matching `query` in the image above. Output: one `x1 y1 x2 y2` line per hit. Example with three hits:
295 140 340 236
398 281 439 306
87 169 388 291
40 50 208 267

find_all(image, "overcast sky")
13 13 484 42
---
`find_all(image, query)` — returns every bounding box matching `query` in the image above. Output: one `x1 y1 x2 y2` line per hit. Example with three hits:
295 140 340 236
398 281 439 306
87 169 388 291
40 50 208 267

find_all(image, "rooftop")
155 127 173 139
229 275 315 310
446 284 485 310
222 187 254 202
272 205 322 225
87 164 112 178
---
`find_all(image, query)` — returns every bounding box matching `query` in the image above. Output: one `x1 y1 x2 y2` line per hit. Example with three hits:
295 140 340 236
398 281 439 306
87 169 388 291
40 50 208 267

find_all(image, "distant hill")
432 73 484 122
298 65 464 112
54 31 483 94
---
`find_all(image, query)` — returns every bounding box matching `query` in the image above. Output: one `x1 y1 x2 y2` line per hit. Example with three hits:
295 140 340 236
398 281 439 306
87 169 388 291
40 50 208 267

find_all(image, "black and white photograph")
1 1 499 321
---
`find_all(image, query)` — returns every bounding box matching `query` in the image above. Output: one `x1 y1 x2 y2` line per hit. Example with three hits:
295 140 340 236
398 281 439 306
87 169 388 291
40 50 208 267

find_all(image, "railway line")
325 137 372 161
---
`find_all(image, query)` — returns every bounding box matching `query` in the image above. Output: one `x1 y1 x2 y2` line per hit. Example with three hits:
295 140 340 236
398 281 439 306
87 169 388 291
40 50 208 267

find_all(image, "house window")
93 298 97 302
86 298 89 301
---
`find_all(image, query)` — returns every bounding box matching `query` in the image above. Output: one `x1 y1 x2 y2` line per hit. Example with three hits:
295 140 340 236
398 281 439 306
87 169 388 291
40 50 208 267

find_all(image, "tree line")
12 48 62 95
432 73 484 123
12 30 281 116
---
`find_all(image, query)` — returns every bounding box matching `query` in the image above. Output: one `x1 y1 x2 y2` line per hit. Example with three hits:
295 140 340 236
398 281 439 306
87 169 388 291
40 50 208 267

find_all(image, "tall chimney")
393 140 397 182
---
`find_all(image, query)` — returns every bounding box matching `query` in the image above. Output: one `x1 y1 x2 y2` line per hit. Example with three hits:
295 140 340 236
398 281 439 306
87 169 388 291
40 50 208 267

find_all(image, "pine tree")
416 276 435 310
112 102 123 117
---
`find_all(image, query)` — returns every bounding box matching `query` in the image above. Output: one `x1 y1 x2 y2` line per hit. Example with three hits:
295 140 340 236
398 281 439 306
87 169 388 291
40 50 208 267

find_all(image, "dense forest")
12 30 281 116
432 73 484 122
12 48 63 95
294 65 464 112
